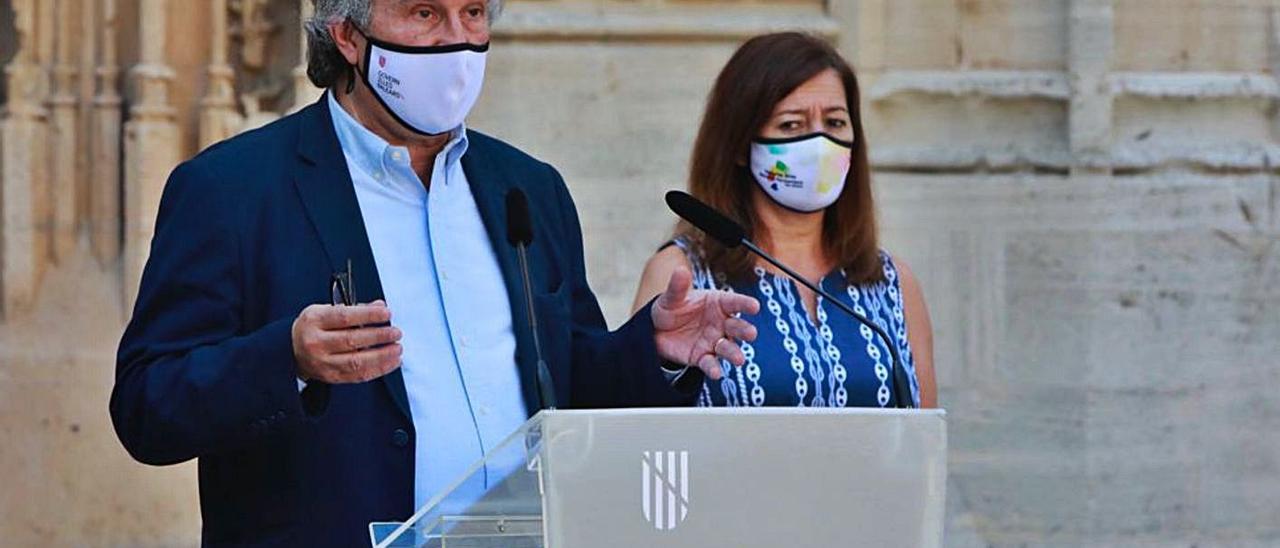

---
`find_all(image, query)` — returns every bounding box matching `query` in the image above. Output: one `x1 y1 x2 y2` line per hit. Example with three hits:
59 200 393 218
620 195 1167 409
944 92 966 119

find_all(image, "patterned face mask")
749 133 853 213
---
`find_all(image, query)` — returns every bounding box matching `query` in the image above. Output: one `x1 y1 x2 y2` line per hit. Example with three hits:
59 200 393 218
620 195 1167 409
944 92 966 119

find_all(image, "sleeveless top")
670 237 920 408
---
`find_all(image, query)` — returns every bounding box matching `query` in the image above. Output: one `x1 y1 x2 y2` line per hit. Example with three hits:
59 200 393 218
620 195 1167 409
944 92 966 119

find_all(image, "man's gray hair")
304 0 504 88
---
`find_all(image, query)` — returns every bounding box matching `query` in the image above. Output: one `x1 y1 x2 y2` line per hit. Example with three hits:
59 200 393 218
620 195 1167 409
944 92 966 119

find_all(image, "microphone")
665 191 915 409
665 190 745 248
506 189 558 411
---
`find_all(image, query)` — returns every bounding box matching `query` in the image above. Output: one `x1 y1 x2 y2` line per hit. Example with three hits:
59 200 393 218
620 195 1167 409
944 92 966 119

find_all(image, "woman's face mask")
749 133 853 213
352 25 488 136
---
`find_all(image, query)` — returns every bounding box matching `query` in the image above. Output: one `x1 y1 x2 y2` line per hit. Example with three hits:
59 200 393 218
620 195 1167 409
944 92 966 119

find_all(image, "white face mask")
354 27 488 136
749 133 853 213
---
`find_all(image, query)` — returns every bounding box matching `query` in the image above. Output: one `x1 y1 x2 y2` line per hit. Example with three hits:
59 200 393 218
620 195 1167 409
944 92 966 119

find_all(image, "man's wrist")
659 359 686 372
659 360 688 383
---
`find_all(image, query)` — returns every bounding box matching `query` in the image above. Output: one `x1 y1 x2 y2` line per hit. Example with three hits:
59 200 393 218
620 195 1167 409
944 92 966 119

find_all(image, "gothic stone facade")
0 1 1278 545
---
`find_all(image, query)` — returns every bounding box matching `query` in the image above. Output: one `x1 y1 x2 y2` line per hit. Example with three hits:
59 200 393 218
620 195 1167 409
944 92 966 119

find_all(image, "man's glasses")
330 259 355 306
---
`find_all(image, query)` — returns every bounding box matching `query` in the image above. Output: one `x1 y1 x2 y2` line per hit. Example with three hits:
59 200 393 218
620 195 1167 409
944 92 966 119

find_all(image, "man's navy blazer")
110 95 692 546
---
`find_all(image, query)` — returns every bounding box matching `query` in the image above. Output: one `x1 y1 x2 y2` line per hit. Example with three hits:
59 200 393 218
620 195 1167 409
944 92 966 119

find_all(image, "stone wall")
0 0 1277 546
856 3 1279 544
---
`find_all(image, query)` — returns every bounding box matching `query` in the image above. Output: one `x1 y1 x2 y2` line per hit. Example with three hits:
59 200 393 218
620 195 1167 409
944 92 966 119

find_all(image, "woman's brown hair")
676 32 881 285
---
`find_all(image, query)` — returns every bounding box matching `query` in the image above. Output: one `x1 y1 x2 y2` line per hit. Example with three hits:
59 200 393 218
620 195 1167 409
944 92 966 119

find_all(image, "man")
110 0 759 545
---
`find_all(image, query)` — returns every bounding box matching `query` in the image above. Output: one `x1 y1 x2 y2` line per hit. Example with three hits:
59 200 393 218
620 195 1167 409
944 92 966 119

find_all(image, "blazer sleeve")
110 160 305 466
543 164 697 408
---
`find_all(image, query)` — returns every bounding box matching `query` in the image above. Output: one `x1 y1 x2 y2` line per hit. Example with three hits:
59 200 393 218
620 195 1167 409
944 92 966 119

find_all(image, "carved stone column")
0 0 51 317
230 0 281 131
77 0 98 232
200 0 240 149
231 0 277 71
124 0 180 307
91 0 124 265
291 0 321 112
50 0 81 261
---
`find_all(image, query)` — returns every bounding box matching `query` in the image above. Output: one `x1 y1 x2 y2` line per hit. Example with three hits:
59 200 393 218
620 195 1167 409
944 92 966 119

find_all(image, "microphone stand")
514 240 557 411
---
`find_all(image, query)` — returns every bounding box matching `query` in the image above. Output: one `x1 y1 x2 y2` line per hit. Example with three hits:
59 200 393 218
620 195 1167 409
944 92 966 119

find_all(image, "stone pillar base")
123 119 178 308
0 116 49 318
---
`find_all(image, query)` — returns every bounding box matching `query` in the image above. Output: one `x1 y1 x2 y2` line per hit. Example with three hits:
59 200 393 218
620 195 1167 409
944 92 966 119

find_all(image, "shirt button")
391 428 410 448
392 151 403 162
373 171 384 181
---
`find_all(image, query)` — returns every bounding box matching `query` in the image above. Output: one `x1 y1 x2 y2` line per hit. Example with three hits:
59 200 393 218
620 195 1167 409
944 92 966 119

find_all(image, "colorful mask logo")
379 55 387 68
766 161 789 186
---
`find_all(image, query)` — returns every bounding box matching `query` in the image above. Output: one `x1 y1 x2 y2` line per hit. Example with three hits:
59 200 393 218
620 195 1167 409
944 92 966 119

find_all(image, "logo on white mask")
749 133 853 213
355 27 488 136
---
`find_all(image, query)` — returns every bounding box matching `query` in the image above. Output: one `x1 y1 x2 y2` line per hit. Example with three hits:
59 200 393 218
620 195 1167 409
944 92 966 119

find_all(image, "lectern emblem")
641 450 689 531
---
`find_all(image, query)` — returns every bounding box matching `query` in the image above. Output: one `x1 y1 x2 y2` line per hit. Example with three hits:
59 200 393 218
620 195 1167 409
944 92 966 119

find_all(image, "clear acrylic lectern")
370 408 946 548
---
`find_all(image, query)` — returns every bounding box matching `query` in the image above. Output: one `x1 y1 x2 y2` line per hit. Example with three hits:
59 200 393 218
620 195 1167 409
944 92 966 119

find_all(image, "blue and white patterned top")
671 237 920 408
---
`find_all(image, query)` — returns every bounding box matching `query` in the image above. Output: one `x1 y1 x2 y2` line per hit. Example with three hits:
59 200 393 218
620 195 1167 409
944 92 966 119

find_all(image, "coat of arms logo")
641 450 690 531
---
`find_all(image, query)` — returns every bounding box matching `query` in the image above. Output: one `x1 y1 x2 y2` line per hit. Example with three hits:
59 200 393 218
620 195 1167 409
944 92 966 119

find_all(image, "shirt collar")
327 92 470 183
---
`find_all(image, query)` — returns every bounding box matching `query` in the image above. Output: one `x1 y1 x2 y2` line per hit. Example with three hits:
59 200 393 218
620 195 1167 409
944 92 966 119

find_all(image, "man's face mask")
749 133 853 213
352 24 488 136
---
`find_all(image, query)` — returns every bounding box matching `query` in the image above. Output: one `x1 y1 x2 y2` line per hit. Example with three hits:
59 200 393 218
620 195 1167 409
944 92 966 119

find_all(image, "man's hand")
652 267 760 380
292 300 403 384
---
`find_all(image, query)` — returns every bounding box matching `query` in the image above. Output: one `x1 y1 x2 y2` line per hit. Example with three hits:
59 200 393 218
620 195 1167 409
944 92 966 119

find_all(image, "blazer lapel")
460 136 542 417
292 93 412 421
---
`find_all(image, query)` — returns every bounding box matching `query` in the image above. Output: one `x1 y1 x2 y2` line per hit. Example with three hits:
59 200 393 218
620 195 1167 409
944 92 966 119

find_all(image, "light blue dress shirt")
327 94 528 511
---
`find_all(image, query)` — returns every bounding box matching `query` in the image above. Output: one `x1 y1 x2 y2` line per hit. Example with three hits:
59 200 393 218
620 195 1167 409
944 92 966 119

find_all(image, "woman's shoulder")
665 234 699 254
651 236 729 292
631 240 696 313
882 247 913 274
646 243 693 276
840 248 918 293
875 248 923 300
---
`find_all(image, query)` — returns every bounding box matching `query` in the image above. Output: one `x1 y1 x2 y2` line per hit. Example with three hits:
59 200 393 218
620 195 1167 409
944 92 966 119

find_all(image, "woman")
632 32 937 408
